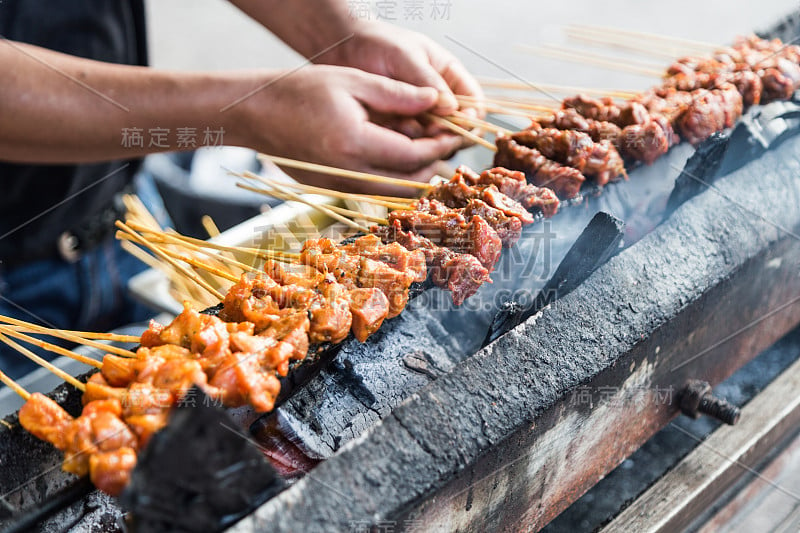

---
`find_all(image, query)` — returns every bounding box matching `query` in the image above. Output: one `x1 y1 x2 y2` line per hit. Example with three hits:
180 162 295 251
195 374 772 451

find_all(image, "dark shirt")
0 0 147 259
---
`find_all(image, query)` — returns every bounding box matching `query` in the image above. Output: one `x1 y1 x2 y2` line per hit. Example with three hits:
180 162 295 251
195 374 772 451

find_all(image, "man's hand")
317 21 484 117
230 1 484 118
235 65 463 195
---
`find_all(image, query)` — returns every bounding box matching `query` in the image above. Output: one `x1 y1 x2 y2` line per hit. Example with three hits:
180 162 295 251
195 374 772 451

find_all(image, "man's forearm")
0 40 265 164
229 0 360 59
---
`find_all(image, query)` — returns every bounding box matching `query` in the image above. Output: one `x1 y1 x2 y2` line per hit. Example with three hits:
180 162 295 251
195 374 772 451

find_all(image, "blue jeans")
0 237 155 380
0 172 168 380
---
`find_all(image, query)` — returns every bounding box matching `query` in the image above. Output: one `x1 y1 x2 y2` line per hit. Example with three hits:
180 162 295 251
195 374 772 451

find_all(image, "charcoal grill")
3 10 800 533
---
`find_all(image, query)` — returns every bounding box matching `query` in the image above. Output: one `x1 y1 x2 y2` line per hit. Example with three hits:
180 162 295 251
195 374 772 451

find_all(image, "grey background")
145 0 800 93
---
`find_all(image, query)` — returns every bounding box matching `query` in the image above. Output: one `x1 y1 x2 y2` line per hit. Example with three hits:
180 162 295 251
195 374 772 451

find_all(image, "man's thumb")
354 74 440 116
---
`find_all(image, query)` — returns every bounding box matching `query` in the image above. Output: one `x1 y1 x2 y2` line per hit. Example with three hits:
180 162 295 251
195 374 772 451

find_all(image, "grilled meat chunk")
373 221 490 305
495 136 586 199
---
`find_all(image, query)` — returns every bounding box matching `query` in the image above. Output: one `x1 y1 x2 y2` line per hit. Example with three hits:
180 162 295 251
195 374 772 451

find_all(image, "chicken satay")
300 239 416 318
19 393 139 496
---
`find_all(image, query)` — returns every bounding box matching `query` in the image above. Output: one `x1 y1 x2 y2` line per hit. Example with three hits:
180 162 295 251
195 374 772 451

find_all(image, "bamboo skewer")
564 31 691 61
238 182 417 214
239 175 419 205
0 332 86 392
478 77 639 98
122 239 184 280
457 94 557 113
259 154 431 190
247 185 393 224
5 325 139 344
0 327 103 369
115 222 226 301
237 172 415 210
121 240 209 306
484 93 591 107
448 112 513 136
154 246 241 284
0 316 136 358
122 195 212 304
126 220 296 262
0 368 30 401
125 226 263 274
129 227 298 262
567 24 717 53
519 44 666 77
323 205 390 225
257 180 372 234
118 228 248 278
201 215 221 238
480 104 546 119
424 113 498 151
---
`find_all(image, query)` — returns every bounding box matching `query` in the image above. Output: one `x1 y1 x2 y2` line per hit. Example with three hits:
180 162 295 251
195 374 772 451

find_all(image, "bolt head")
680 380 712 417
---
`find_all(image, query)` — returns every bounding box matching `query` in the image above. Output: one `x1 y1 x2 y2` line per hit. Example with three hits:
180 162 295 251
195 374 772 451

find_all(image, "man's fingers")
358 122 464 171
385 53 459 115
440 59 486 117
351 72 439 116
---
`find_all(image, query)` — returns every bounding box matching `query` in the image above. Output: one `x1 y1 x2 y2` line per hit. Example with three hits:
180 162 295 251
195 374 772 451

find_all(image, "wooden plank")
696 433 800 533
603 355 800 533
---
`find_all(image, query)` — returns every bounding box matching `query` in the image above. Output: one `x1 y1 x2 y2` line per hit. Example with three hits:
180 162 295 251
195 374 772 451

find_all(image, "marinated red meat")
676 85 743 146
495 136 585 199
427 173 534 224
465 167 560 218
373 221 490 305
386 200 502 271
562 94 621 123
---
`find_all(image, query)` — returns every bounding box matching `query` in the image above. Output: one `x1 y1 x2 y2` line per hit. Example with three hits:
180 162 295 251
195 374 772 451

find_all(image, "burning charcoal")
253 301 463 463
122 388 285 533
485 212 625 345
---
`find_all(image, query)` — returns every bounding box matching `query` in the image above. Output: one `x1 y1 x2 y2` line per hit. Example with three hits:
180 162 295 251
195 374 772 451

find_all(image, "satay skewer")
201 215 222 238
256 180 372 234
0 368 31 401
424 113 498 151
456 94 556 113
0 332 86 392
567 24 718 53
127 228 300 263
5 326 139 344
259 154 431 190
448 112 512 136
243 185 392 225
0 327 103 369
518 44 665 77
478 77 639 98
0 316 137 358
124 226 265 274
236 172 415 209
564 30 693 61
115 222 226 301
